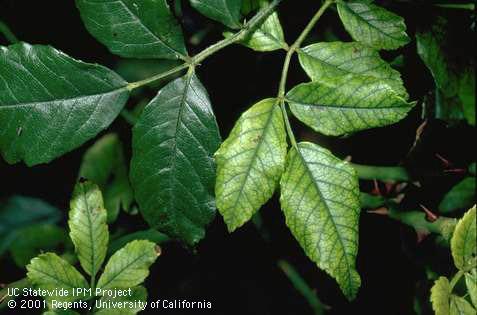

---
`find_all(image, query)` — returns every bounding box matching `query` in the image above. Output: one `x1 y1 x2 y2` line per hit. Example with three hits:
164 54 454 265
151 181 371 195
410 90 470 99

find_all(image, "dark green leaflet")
130 73 221 245
190 0 243 29
76 0 188 59
0 43 129 166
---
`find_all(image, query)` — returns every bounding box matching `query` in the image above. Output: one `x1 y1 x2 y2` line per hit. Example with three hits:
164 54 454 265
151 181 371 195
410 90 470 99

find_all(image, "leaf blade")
280 142 361 300
97 240 159 290
337 1 410 50
286 75 415 136
236 10 286 51
76 0 187 59
68 181 109 277
298 42 407 98
0 43 129 166
130 73 221 245
431 276 451 315
26 253 89 303
451 206 476 270
190 0 243 29
215 98 287 231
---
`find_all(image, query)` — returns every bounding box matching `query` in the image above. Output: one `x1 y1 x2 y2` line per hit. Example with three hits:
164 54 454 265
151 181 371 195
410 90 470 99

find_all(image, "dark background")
0 1 475 314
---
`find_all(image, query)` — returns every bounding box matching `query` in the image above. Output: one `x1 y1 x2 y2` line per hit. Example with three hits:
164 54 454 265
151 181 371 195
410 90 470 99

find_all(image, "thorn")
419 204 438 222
436 153 452 168
371 179 381 196
413 181 422 188
367 207 389 216
0 283 5 288
344 155 352 162
443 168 467 174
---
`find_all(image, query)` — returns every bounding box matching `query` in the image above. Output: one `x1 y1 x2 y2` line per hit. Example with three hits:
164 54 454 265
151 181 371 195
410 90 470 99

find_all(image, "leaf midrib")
117 0 186 58
295 145 355 294
341 2 405 42
0 87 127 109
228 102 278 221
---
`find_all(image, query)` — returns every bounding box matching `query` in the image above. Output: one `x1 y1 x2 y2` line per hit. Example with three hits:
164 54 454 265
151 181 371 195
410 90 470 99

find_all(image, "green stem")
350 163 411 182
127 63 189 90
126 0 282 90
0 19 19 44
280 100 298 147
278 260 326 315
434 3 475 11
450 270 465 291
360 192 386 209
194 0 282 63
385 206 457 240
277 0 334 146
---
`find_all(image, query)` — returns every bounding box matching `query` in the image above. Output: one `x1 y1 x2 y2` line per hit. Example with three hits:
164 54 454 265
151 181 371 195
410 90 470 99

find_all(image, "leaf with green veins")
450 295 476 315
95 286 147 315
215 98 287 231
0 43 129 166
76 0 187 60
79 134 134 222
286 75 415 136
280 142 361 300
226 10 286 51
0 196 61 255
97 240 159 290
298 42 407 98
337 0 410 50
68 181 109 278
26 253 89 303
130 73 221 245
190 0 243 29
451 206 476 270
431 277 451 315
466 269 477 308
10 224 67 267
439 178 476 214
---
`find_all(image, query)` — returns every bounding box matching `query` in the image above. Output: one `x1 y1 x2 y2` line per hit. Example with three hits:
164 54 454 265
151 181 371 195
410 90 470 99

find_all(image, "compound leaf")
130 73 221 245
215 99 287 231
26 253 88 303
431 276 451 315
298 42 407 98
97 240 159 290
337 1 410 50
286 75 415 136
280 142 361 300
0 43 129 166
190 0 243 29
451 206 476 270
76 0 187 59
69 181 109 277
